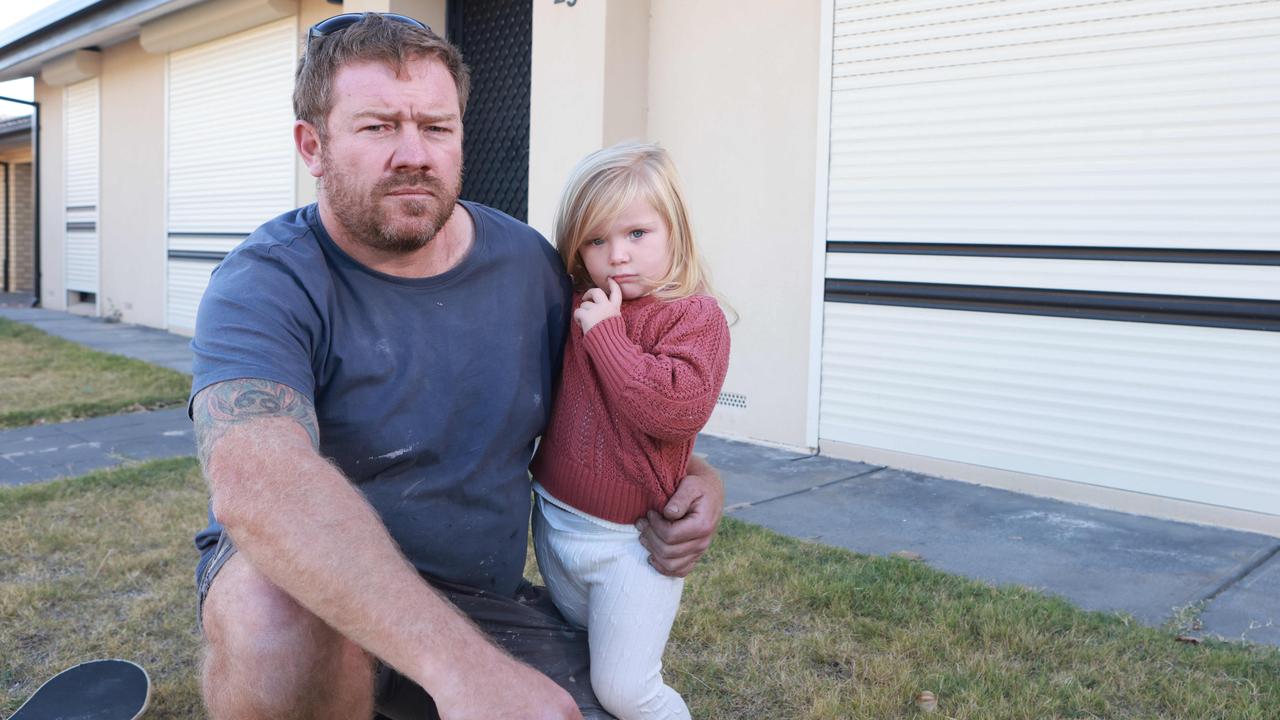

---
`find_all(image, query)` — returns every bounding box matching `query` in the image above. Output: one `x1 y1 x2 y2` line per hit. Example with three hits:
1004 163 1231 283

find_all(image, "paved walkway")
1 306 1276 648
1 307 193 374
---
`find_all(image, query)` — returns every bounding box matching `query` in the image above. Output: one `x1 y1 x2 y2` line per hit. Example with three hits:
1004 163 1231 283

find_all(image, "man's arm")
194 379 580 720
635 454 724 578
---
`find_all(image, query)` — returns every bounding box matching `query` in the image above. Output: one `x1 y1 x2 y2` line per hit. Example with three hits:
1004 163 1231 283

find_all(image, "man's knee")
201 554 374 718
203 554 330 657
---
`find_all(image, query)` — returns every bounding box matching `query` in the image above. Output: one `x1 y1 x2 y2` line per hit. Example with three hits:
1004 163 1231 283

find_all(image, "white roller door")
820 0 1280 515
166 17 296 331
65 78 99 295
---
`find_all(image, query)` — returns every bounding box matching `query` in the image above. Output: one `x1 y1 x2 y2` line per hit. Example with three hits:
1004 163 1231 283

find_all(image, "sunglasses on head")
307 12 430 44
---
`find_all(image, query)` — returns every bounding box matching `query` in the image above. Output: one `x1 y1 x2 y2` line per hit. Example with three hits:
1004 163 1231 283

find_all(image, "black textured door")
447 0 532 222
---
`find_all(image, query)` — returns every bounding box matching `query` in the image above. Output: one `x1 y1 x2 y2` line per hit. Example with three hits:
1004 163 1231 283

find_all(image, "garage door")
65 77 99 295
819 0 1280 515
166 17 296 332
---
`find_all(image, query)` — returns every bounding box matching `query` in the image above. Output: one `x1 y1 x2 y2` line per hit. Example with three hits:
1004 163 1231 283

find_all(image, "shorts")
196 532 615 720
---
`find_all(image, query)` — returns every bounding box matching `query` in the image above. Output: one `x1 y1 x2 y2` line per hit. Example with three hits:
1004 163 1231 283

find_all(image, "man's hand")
431 645 583 720
573 279 623 334
635 454 724 577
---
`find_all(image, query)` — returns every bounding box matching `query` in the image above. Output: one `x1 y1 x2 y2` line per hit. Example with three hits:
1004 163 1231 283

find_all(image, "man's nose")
391 126 432 169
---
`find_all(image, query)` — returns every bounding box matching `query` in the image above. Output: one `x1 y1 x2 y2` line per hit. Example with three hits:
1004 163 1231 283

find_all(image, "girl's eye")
629 229 646 239
587 238 605 247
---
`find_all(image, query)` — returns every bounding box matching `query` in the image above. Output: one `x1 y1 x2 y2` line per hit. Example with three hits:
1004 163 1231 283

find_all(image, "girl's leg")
583 535 689 720
533 495 689 720
532 495 590 629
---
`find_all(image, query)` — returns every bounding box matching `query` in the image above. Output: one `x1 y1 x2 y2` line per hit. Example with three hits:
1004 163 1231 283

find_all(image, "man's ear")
295 120 325 178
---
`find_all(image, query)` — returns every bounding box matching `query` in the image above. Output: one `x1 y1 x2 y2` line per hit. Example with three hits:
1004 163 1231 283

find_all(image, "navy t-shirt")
190 202 571 597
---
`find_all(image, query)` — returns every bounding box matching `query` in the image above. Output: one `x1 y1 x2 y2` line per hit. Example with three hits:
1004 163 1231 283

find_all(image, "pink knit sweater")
530 292 731 523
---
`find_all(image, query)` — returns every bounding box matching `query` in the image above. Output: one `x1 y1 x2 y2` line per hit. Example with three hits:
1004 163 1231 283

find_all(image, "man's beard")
321 151 462 254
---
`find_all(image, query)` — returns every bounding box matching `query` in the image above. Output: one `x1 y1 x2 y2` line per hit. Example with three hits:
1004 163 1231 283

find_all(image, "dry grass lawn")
0 317 189 429
2 459 1277 718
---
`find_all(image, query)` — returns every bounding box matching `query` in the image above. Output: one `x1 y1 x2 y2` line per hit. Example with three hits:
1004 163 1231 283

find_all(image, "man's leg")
200 547 377 720
372 576 615 720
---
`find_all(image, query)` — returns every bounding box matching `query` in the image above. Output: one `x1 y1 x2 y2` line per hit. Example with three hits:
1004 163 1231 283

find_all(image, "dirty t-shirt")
190 201 570 597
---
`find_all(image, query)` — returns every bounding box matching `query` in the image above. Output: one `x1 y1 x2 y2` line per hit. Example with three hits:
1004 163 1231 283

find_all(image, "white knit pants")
533 491 691 720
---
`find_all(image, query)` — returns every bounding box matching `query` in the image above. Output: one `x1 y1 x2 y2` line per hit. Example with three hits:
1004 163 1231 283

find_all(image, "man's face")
318 57 463 253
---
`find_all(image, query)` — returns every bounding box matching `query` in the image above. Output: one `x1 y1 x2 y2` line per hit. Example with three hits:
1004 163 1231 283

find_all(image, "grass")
2 459 1277 718
0 317 190 429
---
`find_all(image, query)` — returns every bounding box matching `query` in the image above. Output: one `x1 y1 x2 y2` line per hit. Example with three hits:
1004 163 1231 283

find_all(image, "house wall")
34 78 64 309
528 1 609 237
646 0 823 449
11 161 34 292
99 38 165 326
0 140 34 293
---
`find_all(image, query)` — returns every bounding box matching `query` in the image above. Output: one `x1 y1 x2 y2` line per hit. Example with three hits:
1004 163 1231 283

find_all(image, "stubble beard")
321 149 463 255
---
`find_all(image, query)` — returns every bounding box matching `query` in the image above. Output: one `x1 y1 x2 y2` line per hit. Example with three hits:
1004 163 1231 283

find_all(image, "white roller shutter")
166 17 296 331
819 0 1280 516
65 78 99 294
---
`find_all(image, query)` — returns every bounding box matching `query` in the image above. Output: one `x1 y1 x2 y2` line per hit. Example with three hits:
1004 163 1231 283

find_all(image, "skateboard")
9 659 150 720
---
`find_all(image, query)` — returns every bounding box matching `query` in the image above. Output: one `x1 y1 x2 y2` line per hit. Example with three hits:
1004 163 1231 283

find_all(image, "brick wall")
8 162 34 292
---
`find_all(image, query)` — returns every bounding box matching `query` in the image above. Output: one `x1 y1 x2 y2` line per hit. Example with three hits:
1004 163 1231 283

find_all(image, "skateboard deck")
9 659 150 720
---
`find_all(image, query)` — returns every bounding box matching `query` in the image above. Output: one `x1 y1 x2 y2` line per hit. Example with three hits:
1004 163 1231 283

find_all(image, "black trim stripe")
65 204 96 211
825 280 1280 332
827 242 1280 266
65 222 95 232
167 250 227 262
168 232 249 238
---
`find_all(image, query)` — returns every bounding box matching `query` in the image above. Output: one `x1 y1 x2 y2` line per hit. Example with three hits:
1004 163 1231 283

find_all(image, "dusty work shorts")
196 532 615 719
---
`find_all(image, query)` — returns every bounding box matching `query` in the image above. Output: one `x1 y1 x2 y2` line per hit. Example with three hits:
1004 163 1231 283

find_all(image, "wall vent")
717 391 747 409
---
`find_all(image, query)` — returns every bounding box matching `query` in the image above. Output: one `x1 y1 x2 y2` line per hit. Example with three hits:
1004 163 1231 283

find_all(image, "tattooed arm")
192 379 581 720
193 378 319 467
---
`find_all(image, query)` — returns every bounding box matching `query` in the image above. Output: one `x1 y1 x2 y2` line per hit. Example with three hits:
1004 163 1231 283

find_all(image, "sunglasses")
307 12 430 45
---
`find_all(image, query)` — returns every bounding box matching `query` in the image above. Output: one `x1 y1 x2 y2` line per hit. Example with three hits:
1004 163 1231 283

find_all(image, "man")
190 13 724 720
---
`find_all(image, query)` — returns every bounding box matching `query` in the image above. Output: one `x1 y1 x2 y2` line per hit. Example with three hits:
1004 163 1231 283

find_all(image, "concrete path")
0 408 194 486
0 306 193 374
0 292 35 307
1 307 1276 648
694 434 1280 647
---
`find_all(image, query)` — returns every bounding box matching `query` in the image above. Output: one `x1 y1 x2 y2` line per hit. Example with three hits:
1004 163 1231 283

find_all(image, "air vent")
716 391 747 409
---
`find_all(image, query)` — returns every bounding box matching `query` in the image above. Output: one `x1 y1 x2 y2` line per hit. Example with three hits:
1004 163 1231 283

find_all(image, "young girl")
529 142 730 720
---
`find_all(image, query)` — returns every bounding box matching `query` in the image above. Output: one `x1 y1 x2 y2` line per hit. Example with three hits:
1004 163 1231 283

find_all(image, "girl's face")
579 197 672 300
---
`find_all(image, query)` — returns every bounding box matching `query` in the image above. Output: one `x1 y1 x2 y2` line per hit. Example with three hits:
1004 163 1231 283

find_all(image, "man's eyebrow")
350 109 459 123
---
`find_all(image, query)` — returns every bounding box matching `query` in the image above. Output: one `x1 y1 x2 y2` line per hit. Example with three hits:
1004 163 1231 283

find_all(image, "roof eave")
0 0 204 83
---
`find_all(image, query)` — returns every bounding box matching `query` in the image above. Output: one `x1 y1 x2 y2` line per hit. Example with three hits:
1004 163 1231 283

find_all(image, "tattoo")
192 379 320 469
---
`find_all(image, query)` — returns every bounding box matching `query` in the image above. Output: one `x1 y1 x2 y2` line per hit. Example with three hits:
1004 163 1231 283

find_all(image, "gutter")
0 0 203 82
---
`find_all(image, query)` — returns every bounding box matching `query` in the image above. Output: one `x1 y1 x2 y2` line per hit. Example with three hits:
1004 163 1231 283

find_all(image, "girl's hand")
573 278 623 334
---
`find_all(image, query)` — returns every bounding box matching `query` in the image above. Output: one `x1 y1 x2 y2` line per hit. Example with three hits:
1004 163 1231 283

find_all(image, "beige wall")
528 1 610 237
35 78 64 310
530 1 824 449
99 38 166 326
648 1 822 449
340 0 446 36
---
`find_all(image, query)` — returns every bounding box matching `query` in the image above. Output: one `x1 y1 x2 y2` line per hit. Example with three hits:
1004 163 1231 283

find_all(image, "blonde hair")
554 141 714 302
